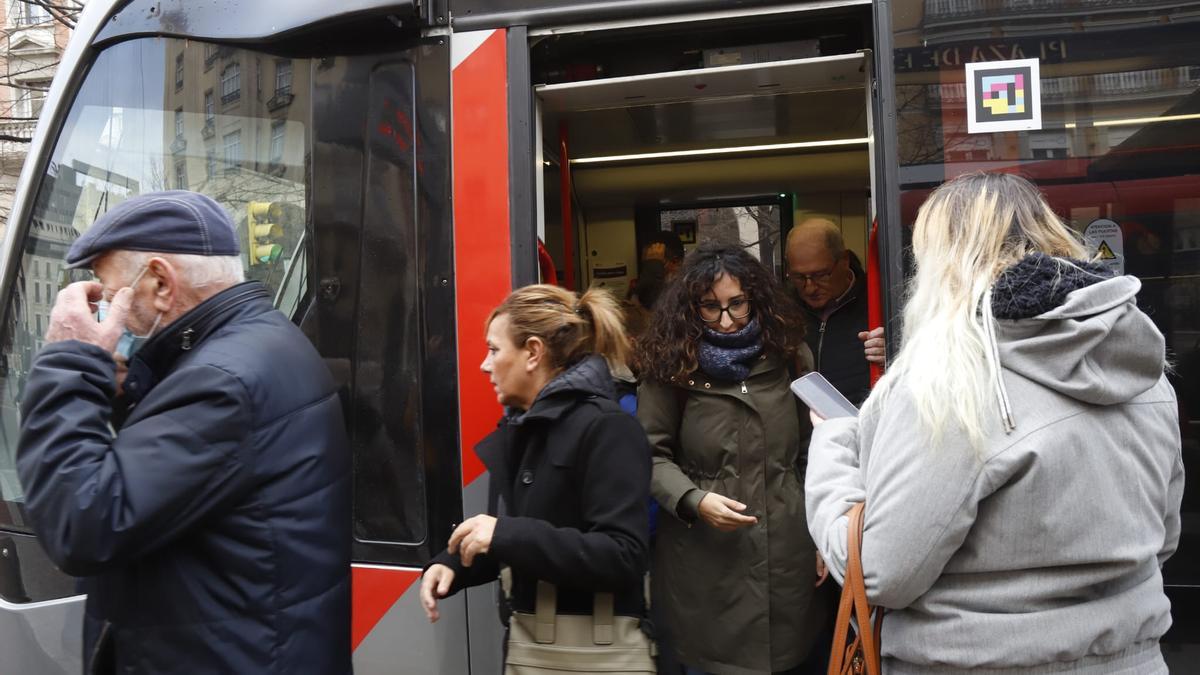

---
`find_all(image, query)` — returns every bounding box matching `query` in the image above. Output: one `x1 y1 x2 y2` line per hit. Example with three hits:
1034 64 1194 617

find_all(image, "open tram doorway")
529 5 877 300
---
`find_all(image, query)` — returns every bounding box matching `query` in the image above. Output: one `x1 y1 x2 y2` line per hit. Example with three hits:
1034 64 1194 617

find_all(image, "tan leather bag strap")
593 592 615 645
534 581 557 644
827 502 883 675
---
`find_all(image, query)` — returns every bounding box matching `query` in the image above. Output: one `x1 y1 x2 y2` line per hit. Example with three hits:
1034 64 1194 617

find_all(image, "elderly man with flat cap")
17 191 351 674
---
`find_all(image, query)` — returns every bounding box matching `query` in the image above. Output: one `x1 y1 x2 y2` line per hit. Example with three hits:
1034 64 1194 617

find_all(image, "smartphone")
790 372 859 419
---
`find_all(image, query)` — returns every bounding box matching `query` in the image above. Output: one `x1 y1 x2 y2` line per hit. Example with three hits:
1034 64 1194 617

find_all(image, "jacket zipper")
90 620 112 674
816 321 827 371
740 381 748 394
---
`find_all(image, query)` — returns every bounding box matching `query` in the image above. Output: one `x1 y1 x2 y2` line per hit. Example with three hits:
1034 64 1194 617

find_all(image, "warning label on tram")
1083 218 1124 276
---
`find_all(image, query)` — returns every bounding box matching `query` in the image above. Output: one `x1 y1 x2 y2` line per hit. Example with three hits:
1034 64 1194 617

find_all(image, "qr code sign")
966 58 1042 133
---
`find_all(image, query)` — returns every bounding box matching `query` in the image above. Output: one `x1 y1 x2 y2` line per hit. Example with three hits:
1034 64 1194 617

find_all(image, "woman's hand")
810 409 826 427
448 514 497 567
815 552 829 587
420 564 456 623
697 493 758 531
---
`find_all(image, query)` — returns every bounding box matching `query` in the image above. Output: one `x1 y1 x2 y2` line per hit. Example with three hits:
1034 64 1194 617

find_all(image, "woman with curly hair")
637 240 829 675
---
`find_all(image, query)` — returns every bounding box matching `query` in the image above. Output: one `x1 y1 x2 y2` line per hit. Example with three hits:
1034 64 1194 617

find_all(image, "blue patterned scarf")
697 317 763 382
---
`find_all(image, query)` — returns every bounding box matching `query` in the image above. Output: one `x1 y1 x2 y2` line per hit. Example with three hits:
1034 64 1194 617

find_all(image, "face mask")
96 266 163 360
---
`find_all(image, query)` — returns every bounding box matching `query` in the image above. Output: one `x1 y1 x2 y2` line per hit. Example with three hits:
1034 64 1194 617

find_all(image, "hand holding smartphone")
790 372 859 419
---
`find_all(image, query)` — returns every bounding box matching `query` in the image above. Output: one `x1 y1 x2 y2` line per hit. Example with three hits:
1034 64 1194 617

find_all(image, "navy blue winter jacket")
17 282 351 675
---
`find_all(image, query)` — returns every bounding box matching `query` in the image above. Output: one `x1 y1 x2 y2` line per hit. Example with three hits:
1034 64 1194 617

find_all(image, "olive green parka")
638 352 827 675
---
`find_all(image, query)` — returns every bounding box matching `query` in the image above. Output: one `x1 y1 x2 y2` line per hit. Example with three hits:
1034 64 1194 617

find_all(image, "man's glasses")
698 298 752 324
788 268 836 286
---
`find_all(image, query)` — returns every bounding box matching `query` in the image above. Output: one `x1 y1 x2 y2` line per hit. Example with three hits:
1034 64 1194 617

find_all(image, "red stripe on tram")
452 31 511 488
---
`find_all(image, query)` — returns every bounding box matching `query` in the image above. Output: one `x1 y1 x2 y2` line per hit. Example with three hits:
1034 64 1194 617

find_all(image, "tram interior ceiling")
529 6 876 292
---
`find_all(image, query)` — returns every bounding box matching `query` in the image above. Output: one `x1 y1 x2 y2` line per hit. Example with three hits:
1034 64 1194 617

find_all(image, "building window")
204 90 214 122
270 120 286 164
204 43 217 64
34 281 40 304
175 53 184 90
206 151 217 179
14 1 51 26
35 315 41 334
275 60 293 96
15 81 49 118
221 63 241 104
174 108 184 139
223 130 242 172
174 159 187 190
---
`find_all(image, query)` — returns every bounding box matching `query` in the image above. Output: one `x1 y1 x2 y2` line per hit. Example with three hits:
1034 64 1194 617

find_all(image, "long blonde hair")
867 172 1088 448
489 284 630 372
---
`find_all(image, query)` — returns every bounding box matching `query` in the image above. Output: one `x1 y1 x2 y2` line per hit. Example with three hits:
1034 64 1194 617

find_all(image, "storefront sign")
1083 218 1124 276
895 39 1067 73
965 58 1042 134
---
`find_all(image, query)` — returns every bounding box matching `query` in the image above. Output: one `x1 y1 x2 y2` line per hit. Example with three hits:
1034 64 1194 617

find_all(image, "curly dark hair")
635 239 805 383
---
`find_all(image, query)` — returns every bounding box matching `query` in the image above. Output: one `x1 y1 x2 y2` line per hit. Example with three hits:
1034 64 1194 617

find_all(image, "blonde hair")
867 172 1088 448
489 284 630 372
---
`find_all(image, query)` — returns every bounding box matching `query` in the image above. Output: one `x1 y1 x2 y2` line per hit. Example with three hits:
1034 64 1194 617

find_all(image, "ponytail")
575 287 629 371
488 284 631 372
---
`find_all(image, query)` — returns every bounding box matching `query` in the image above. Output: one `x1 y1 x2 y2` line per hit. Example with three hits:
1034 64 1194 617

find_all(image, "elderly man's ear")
146 257 179 314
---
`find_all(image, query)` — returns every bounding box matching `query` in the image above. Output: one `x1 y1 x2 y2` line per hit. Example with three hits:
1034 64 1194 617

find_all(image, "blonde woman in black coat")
420 284 654 670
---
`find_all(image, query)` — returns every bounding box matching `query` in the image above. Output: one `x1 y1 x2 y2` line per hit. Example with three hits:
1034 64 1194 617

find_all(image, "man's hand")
419 564 456 623
859 326 886 365
697 493 758 531
447 514 497 567
45 282 132 354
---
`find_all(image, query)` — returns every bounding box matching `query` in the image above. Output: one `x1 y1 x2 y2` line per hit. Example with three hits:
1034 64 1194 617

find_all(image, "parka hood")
992 254 1164 406
514 354 616 423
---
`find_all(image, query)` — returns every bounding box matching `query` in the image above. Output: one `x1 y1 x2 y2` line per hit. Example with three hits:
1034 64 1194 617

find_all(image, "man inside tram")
16 191 352 674
624 230 686 341
785 217 885 404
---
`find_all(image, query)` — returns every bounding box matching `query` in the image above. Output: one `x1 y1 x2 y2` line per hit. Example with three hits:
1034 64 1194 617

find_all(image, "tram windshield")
0 38 312 531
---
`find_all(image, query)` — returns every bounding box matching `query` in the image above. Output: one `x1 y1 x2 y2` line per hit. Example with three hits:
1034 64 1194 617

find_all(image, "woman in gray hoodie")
806 171 1183 674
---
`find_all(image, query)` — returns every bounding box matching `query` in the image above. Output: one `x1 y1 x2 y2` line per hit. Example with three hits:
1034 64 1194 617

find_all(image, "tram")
0 0 1196 672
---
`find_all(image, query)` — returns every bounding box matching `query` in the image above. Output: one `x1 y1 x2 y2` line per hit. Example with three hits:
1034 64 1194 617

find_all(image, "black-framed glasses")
788 268 836 286
698 297 752 324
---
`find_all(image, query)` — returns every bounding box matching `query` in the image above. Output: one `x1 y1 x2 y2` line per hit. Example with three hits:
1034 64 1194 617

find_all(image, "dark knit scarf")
991 253 1114 320
697 317 764 382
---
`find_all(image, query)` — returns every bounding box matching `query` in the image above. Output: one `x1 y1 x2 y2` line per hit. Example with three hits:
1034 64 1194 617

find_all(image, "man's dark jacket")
799 252 872 405
17 282 351 674
431 355 651 619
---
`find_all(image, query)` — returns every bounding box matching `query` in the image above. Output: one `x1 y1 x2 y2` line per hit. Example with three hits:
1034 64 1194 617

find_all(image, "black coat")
17 282 352 675
799 253 872 405
432 355 651 618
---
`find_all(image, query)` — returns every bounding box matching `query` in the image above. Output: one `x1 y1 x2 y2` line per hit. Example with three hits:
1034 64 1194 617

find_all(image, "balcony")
267 91 294 112
170 136 187 154
221 90 241 105
0 120 37 160
201 119 216 139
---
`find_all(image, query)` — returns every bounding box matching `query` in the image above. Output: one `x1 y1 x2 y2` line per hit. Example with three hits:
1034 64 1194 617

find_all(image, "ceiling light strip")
570 137 870 165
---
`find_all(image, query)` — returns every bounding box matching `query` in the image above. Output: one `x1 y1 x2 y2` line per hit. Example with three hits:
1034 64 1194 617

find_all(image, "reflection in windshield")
0 38 312 523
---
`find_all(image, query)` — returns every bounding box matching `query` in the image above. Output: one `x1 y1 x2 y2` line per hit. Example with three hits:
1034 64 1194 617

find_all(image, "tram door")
0 30 471 673
528 7 881 298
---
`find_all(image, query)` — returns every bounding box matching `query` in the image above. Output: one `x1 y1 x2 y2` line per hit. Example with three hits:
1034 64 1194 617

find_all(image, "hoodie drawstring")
982 288 1017 434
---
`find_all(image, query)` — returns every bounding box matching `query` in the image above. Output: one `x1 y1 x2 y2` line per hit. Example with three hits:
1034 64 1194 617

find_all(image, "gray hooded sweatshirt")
806 258 1184 674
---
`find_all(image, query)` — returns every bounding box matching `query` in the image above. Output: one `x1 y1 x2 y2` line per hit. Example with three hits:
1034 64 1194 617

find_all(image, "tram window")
0 38 313 532
889 2 1200 642
659 200 788 278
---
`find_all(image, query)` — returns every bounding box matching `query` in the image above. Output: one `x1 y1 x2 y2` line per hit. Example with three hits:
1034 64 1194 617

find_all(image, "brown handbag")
828 502 885 675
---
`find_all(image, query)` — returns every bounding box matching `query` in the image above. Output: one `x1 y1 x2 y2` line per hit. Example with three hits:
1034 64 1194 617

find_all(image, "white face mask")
95 266 163 359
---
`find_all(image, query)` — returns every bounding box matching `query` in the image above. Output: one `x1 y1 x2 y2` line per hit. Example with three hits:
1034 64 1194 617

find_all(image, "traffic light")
246 201 283 266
